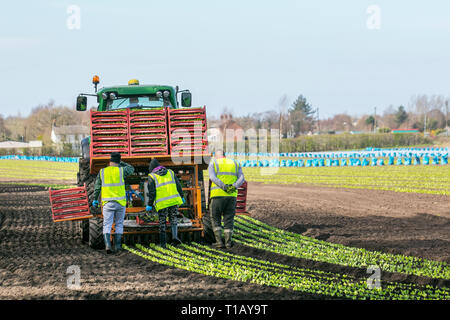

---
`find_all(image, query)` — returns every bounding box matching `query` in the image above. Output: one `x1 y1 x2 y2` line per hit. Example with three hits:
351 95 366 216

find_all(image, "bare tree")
381 105 397 129
277 94 289 138
409 95 448 131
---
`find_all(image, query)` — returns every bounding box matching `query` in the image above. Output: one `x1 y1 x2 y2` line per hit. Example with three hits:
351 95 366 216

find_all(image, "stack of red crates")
168 107 208 156
49 186 93 222
90 110 129 157
89 107 209 159
128 108 169 156
235 181 248 213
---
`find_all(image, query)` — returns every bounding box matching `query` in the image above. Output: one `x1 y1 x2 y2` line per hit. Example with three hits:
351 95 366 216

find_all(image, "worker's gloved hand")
92 200 99 208
146 205 152 212
227 185 237 194
182 198 186 204
222 184 231 192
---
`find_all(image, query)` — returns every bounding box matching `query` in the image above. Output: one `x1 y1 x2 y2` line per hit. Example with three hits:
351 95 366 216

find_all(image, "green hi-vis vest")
100 166 126 206
149 169 183 211
210 157 239 198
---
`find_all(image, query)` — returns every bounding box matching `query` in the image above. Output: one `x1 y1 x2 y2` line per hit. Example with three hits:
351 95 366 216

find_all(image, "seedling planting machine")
49 77 247 248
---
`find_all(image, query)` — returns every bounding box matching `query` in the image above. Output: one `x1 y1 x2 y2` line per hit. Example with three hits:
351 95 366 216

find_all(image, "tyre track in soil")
0 184 319 299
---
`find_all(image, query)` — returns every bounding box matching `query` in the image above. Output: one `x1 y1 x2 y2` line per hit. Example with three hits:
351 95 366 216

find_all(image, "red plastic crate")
235 182 248 213
169 123 207 132
131 134 167 141
92 135 128 142
131 147 168 155
171 139 208 147
238 181 247 192
91 110 128 117
130 122 166 129
129 109 165 117
207 181 247 213
171 144 208 151
49 186 93 222
170 132 206 140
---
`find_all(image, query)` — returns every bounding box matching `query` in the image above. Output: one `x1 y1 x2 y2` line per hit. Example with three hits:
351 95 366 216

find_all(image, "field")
0 160 449 299
239 166 450 195
0 160 77 188
2 159 449 195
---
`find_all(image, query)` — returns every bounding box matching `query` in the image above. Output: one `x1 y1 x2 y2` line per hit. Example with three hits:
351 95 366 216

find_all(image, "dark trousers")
158 205 178 233
210 197 237 232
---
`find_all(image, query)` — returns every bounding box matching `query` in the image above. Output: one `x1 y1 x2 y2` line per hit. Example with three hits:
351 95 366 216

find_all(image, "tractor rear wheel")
197 169 209 243
198 169 207 213
89 218 105 249
77 158 102 247
80 220 89 243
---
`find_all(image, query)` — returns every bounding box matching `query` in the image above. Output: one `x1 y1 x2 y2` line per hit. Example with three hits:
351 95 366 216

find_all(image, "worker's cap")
110 152 121 164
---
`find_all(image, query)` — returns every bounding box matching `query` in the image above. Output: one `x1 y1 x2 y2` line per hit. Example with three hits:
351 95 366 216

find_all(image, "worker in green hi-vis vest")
208 149 245 249
92 152 134 254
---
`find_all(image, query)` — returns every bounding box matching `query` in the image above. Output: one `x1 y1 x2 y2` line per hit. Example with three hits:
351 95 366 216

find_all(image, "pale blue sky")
1 0 449 119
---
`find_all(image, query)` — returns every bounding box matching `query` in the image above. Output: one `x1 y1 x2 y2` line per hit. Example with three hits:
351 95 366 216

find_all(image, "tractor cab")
76 76 192 112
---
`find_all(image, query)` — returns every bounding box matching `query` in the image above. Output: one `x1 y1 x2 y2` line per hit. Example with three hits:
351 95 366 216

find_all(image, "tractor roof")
97 84 176 96
95 84 178 110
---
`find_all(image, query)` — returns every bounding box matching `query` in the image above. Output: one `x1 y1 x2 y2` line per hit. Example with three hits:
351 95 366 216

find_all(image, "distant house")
51 124 90 153
208 113 244 144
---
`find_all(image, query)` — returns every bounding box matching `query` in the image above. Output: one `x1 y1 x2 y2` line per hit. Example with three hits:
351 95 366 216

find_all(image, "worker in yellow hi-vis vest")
146 158 185 248
208 149 245 249
92 152 134 254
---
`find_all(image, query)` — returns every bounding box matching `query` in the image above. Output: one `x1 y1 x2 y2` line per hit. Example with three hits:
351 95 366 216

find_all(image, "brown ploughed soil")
0 183 448 299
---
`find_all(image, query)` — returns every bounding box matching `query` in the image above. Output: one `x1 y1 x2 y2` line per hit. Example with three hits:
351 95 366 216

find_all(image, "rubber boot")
114 233 122 252
103 233 113 254
224 230 233 249
212 229 225 248
171 224 182 246
159 231 167 248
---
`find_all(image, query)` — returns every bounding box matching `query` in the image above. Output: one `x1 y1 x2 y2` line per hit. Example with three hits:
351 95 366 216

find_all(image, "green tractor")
72 76 211 248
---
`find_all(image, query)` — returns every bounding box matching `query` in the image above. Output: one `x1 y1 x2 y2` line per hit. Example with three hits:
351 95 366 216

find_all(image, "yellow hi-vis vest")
149 169 183 211
100 166 126 206
210 157 238 198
